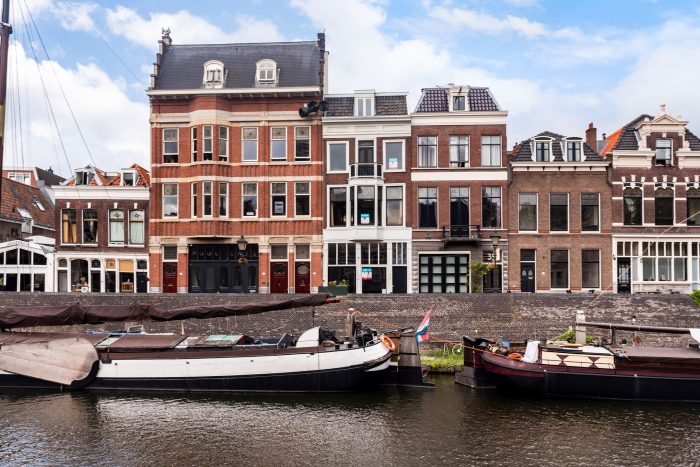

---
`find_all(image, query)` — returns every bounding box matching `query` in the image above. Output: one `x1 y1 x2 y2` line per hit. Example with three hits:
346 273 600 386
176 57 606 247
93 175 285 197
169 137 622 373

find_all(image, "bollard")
575 310 587 345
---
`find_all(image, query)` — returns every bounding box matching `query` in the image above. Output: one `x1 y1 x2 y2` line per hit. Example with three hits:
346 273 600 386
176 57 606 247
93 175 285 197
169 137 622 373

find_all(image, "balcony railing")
350 163 383 178
443 224 481 241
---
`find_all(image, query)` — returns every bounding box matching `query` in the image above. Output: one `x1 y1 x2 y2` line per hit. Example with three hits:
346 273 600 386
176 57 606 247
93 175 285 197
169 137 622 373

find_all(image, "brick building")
508 126 612 292
601 106 700 293
0 175 55 243
322 90 412 293
410 86 508 293
147 31 327 293
53 164 150 293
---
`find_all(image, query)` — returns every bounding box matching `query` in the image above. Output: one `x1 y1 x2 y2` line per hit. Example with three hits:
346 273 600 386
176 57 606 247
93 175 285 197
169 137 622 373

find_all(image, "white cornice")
411 170 507 182
54 186 149 200
147 86 321 97
411 112 507 126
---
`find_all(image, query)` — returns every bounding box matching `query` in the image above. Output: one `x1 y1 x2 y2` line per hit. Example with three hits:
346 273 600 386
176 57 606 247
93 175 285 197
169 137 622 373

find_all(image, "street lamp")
236 235 248 254
236 235 249 293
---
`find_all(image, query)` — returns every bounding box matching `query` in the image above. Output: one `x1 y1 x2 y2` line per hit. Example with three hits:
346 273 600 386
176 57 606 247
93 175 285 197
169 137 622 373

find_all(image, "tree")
469 261 490 293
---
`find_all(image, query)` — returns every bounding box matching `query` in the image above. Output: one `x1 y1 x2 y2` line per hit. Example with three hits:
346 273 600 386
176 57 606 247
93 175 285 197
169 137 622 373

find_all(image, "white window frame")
518 192 538 233
218 126 229 162
295 182 311 217
121 170 137 186
162 183 178 218
242 127 259 162
294 126 311 162
8 172 30 184
383 140 405 172
385 184 406 227
162 128 179 164
203 60 225 88
219 182 228 218
82 208 98 244
533 140 550 163
481 135 502 167
255 59 278 84
271 126 287 161
202 125 213 161
270 244 288 261
449 135 469 168
327 184 349 228
191 182 198 218
202 181 213 218
549 192 569 233
271 182 287 217
191 126 198 162
128 209 145 245
656 138 673 166
565 139 582 162
242 182 258 218
108 209 125 245
581 192 600 233
326 141 349 173
355 97 374 117
550 249 570 290
417 136 438 168
581 249 601 290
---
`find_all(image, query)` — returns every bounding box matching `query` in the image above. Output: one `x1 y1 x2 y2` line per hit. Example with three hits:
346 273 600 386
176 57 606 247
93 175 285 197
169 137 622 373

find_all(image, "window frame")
549 193 569 233
271 182 287 217
191 127 198 162
481 186 502 228
355 97 374 117
654 188 674 226
61 209 77 244
452 95 466 111
581 249 600 289
294 126 311 162
535 141 550 162
218 126 229 162
417 136 438 168
687 187 700 226
581 192 600 232
623 187 643 226
202 181 213 218
550 249 570 290
128 210 145 245
566 140 582 162
328 185 348 228
385 185 405 227
242 182 258 218
191 182 198 218
271 126 288 161
82 209 98 244
242 127 259 162
383 140 405 172
202 125 213 161
219 182 229 218
418 187 438 229
481 135 502 167
108 209 125 245
327 141 349 173
449 135 469 168
295 182 311 217
162 183 179 218
518 193 538 232
162 128 179 164
655 138 672 166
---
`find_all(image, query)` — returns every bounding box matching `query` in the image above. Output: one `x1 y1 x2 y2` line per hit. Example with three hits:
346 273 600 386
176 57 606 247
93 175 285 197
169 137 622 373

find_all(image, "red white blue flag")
415 309 432 343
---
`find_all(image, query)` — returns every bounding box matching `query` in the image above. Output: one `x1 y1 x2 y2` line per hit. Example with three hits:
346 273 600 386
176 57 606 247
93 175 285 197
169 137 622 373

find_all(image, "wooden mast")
0 0 11 207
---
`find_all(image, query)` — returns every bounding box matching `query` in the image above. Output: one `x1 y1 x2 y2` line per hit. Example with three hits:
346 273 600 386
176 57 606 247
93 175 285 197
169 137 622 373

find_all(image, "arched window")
256 59 278 85
202 60 225 88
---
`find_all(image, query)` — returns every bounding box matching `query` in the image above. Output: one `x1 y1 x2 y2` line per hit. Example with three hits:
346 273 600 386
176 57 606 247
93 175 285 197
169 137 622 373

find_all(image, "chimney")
586 122 597 151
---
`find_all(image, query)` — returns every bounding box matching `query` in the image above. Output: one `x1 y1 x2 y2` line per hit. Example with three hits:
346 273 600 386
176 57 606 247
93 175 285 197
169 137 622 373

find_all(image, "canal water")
1 376 699 466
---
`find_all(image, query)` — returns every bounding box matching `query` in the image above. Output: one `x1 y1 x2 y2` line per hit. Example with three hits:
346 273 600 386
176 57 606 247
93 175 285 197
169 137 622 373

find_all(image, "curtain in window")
129 211 145 244
110 211 125 243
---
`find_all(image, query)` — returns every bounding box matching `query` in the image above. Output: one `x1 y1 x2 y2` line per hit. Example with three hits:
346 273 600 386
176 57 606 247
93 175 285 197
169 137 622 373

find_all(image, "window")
535 141 550 162
386 186 403 226
163 128 178 163
296 244 311 260
581 193 600 232
481 135 501 167
550 193 568 232
191 127 198 162
122 171 136 186
82 209 98 244
203 60 224 88
355 97 373 116
202 125 213 160
271 182 287 216
623 187 642 226
567 141 581 162
242 128 258 161
392 243 407 265
256 59 277 84
129 210 145 245
330 187 347 227
8 172 30 184
163 246 178 261
18 208 33 234
453 95 466 111
482 187 501 228
218 126 229 162
271 127 287 160
688 188 700 226
656 138 672 166
449 136 469 167
295 182 311 216
419 254 469 293
418 136 437 167
582 250 600 288
75 170 90 185
519 193 537 231
271 244 288 260
62 209 77 243
384 141 404 171
328 142 347 172
550 250 569 289
191 183 198 218
242 183 257 217
418 187 437 228
655 187 674 225
202 182 212 217
163 183 178 218
295 126 310 161
357 186 376 225
358 140 375 166
450 187 469 231
219 182 228 217
109 210 124 244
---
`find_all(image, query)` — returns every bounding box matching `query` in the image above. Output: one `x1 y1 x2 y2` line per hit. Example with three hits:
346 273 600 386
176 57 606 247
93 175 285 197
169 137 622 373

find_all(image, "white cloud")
4 41 149 175
52 1 98 32
429 6 547 38
105 6 284 48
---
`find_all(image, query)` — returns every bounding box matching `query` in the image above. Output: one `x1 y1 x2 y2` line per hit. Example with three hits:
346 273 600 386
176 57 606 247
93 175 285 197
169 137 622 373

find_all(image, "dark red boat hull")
480 351 700 401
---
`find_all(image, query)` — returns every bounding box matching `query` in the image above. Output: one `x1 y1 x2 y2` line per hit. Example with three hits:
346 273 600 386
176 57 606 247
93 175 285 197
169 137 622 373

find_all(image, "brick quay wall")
1 293 699 346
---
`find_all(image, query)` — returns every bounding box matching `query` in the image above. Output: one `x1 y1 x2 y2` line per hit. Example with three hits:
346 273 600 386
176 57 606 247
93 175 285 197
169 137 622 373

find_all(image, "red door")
270 262 288 293
295 262 311 294
163 263 177 293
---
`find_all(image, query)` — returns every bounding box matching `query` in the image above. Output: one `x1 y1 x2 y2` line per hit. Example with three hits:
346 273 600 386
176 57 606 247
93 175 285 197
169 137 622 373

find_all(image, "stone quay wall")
1 292 699 346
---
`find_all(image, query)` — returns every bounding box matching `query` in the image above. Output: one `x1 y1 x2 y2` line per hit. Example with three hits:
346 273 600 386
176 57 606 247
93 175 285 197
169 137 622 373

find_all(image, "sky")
3 0 700 176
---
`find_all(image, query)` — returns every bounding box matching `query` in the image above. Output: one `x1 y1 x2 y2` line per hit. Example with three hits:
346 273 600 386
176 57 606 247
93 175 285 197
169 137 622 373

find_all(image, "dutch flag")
415 309 432 344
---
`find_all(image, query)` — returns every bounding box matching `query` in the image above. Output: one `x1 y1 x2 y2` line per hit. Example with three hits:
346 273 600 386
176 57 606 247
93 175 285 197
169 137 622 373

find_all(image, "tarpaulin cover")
0 293 330 329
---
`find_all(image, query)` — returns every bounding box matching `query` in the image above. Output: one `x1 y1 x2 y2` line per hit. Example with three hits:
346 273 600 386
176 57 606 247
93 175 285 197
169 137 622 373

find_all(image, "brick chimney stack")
586 122 597 151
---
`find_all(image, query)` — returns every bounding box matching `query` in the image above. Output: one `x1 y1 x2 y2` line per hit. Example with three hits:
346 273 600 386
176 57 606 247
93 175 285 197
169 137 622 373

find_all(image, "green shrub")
691 290 700 308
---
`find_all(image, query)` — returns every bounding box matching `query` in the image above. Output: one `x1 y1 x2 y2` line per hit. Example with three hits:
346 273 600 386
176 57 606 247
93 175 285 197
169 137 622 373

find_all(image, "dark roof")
601 114 700 155
34 167 65 186
154 41 322 90
414 87 500 113
324 95 408 117
0 177 55 229
512 131 604 162
687 129 700 150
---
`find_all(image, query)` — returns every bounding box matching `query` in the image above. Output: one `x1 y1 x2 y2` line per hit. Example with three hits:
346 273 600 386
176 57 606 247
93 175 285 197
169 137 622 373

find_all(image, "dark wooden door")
163 263 177 293
295 262 311 294
617 258 631 293
392 266 407 293
483 265 502 293
520 263 535 293
270 262 288 293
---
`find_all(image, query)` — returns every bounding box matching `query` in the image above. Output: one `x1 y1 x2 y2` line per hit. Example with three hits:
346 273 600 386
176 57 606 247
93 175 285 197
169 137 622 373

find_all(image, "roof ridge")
169 40 318 48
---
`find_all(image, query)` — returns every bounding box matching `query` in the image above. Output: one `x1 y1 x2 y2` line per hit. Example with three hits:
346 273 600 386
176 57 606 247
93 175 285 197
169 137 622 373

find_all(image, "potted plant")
319 279 349 296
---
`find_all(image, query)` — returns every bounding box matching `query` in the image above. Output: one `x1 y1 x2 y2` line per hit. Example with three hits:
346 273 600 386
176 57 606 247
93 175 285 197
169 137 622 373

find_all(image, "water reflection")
2 377 700 466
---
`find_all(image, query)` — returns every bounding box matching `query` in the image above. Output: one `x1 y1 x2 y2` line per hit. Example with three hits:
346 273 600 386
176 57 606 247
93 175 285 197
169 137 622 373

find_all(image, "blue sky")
4 0 700 174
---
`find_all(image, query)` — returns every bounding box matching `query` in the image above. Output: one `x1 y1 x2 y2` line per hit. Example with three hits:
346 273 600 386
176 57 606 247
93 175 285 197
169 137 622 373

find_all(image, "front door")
163 263 177 293
520 263 535 293
483 265 502 293
392 266 407 293
270 262 288 293
295 262 311 294
617 258 631 293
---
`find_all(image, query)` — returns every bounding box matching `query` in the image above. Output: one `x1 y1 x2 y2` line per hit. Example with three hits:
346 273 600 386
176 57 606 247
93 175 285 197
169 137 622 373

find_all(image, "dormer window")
203 60 225 89
17 208 33 233
122 170 137 186
75 169 91 185
255 59 278 86
355 97 373 117
656 138 672 166
8 172 30 184
566 141 582 162
535 141 550 162
453 95 466 111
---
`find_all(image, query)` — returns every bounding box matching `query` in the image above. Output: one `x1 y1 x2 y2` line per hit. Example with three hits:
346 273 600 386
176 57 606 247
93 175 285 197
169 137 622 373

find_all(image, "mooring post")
575 310 586 345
